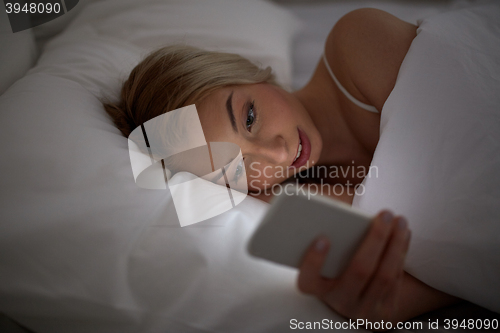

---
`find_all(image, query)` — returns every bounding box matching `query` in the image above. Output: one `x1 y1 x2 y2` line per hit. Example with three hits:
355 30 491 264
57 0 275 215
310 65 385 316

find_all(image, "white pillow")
31 0 88 52
0 4 38 95
353 2 500 313
29 0 300 93
0 1 359 332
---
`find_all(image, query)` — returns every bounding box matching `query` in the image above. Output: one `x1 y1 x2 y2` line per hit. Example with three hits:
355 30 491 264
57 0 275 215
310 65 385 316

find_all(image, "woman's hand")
297 210 411 324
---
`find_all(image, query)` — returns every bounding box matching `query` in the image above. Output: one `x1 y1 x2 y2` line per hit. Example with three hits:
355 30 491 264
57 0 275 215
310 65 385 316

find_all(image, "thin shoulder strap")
322 52 379 113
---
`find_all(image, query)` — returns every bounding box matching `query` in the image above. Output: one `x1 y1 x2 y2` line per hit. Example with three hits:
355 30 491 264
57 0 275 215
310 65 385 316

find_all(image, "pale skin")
197 8 459 326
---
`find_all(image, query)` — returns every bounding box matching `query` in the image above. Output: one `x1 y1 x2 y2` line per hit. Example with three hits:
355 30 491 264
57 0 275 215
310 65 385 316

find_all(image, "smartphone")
247 186 373 278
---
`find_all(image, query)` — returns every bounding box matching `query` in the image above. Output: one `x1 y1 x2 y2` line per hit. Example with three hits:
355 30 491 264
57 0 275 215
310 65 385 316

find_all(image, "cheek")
275 92 296 116
263 95 298 131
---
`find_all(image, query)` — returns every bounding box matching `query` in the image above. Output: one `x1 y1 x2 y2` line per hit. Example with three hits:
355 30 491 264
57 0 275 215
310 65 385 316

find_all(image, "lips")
290 128 311 169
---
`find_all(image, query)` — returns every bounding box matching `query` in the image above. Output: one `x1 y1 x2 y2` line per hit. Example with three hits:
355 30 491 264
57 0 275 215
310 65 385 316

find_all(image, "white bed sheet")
2 1 498 332
286 0 500 325
0 1 366 332
352 1 500 313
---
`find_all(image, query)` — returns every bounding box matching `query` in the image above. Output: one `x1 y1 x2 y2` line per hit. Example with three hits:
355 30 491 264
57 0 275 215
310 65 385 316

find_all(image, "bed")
1 0 499 332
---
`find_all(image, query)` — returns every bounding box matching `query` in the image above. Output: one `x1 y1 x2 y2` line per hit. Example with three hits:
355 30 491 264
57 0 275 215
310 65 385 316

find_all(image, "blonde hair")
102 44 277 138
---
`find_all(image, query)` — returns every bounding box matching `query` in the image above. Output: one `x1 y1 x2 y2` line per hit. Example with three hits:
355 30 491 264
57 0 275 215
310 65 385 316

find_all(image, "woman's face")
196 83 322 192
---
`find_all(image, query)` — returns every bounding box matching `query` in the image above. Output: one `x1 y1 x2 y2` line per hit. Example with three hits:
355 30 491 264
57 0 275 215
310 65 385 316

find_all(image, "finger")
360 270 405 322
336 210 395 298
297 236 334 296
362 216 411 304
383 270 406 319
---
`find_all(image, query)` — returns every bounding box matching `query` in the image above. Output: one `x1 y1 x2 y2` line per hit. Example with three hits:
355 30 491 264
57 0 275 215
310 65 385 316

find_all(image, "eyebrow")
226 91 238 133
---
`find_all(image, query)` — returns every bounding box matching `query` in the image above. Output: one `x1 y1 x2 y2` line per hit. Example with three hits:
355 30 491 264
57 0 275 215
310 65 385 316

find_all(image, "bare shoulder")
326 8 417 110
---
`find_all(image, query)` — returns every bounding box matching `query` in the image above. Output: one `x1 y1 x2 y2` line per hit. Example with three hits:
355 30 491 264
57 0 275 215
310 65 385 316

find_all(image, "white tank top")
322 53 379 113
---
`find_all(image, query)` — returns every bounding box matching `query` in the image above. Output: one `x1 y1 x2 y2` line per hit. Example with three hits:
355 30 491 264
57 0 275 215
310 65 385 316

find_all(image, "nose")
249 136 289 166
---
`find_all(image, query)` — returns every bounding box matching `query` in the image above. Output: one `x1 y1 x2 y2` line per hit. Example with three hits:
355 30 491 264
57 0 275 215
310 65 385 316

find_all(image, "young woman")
103 8 459 326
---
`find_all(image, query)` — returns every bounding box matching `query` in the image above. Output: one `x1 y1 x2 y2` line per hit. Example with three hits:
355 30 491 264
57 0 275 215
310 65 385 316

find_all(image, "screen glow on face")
127 104 248 227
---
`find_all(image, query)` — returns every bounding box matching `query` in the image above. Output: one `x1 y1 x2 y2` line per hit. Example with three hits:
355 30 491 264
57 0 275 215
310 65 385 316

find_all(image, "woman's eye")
235 163 243 177
246 102 255 131
233 159 244 182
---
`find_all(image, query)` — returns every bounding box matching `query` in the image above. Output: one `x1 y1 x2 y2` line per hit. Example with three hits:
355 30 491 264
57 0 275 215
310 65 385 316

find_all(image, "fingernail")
381 211 393 224
315 237 328 252
398 217 408 229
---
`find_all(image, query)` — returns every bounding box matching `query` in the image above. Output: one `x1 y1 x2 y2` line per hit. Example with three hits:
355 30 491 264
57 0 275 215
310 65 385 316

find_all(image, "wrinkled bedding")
353 2 500 312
